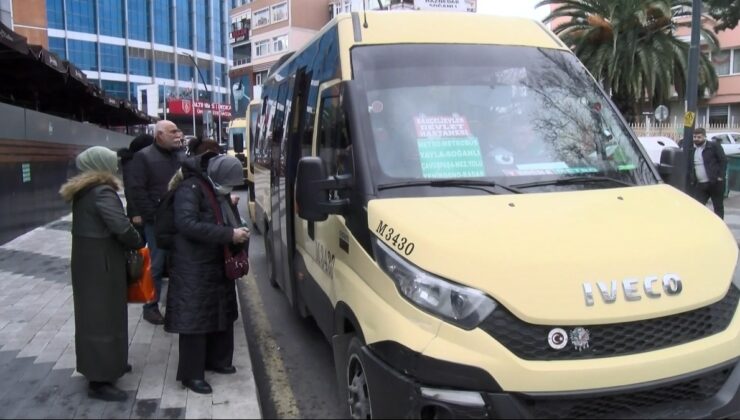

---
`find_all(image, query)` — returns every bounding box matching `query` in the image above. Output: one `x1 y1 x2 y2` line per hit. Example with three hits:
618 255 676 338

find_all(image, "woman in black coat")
164 153 249 394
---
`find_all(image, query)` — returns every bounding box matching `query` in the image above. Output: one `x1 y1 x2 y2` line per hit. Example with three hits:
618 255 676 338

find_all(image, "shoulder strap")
196 178 235 258
195 178 223 225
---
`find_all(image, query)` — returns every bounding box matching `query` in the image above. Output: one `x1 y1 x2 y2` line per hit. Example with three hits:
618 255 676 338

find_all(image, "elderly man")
128 120 186 324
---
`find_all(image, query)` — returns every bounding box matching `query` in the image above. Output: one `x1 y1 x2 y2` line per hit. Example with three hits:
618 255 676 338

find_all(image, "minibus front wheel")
346 336 373 419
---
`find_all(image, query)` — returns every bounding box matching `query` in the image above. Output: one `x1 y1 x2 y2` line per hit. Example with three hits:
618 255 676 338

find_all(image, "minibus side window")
317 95 352 180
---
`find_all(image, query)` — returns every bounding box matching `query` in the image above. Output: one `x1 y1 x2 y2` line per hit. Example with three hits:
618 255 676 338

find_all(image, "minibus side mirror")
658 147 687 191
296 157 350 222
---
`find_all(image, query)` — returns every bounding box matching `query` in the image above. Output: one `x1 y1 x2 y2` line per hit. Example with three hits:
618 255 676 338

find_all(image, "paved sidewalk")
0 214 261 419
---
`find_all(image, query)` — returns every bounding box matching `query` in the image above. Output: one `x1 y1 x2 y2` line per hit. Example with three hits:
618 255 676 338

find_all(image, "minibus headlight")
733 260 740 289
373 239 497 330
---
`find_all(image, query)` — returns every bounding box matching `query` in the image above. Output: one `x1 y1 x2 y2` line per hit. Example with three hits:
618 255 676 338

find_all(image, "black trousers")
176 328 234 381
692 181 725 219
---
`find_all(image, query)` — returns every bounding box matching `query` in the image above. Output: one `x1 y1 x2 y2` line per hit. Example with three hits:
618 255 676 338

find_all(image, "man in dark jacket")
689 127 728 219
128 120 185 324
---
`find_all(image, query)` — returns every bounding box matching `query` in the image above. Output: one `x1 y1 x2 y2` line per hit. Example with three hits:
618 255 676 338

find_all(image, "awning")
0 21 29 57
0 24 152 127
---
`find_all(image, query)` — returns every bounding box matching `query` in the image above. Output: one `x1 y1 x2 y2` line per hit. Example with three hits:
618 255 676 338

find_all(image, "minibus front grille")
515 364 734 419
479 285 739 360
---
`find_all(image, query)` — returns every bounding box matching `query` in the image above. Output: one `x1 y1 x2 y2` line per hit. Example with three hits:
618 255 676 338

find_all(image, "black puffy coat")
164 156 239 334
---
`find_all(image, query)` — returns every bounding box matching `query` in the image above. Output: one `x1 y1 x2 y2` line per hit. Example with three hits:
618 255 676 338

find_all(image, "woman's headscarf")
206 155 244 228
76 146 119 174
207 155 244 189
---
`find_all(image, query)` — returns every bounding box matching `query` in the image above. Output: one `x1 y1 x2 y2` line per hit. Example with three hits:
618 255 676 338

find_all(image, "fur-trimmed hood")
59 171 121 202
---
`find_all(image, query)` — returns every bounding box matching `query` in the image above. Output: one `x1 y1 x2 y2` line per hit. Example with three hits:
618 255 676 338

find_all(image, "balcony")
230 28 250 43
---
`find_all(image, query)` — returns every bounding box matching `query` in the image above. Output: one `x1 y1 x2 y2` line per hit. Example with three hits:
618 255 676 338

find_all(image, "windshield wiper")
511 176 634 189
377 179 523 194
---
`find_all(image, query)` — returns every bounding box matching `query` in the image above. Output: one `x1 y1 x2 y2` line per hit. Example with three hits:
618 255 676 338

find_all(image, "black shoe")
206 365 237 374
125 364 132 373
88 382 128 402
143 307 164 325
181 379 212 394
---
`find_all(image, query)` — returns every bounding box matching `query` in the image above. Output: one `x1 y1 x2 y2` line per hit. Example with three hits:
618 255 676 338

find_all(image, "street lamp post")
681 0 702 191
185 53 212 138
215 76 222 146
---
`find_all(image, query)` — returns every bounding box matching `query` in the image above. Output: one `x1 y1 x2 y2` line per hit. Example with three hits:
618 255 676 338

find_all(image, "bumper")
358 342 740 419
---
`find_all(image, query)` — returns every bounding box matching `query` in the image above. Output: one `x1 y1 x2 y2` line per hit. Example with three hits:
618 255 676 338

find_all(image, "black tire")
345 336 373 419
264 228 278 288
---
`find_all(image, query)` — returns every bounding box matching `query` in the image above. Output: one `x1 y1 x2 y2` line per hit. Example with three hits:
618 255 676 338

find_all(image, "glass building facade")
45 0 230 109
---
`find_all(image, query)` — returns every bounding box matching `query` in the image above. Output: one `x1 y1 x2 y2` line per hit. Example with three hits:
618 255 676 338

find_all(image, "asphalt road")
234 191 345 419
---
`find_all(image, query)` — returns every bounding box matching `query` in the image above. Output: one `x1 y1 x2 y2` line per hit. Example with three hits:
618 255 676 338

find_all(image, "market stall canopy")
0 22 151 127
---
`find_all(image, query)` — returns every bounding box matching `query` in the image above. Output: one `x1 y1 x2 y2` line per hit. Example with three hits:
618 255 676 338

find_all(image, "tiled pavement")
0 214 261 419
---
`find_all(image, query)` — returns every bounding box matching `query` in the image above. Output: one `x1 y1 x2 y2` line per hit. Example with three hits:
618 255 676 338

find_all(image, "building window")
712 50 731 76
130 57 152 76
212 0 224 56
176 0 192 49
49 37 66 59
99 0 124 37
196 0 209 53
271 3 288 23
178 64 194 82
255 70 267 86
254 8 269 27
67 0 96 33
709 105 729 125
273 35 288 53
156 61 174 79
101 80 128 99
233 44 251 66
154 0 172 45
255 40 269 57
47 0 65 29
128 0 150 42
733 49 740 75
100 43 125 73
68 39 98 71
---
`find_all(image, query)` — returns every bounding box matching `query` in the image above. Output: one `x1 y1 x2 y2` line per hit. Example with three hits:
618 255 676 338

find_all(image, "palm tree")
537 0 719 120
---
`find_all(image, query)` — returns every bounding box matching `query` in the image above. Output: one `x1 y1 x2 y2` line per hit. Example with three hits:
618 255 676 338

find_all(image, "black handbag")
126 249 144 285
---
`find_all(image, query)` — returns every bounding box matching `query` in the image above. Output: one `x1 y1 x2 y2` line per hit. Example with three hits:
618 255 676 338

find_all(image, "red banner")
167 99 232 118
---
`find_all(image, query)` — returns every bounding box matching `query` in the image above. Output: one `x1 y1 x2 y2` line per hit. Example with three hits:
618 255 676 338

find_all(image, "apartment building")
229 0 331 102
676 19 740 127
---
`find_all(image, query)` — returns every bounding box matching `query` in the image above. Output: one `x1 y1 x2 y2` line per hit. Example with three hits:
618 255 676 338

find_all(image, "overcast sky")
476 0 549 20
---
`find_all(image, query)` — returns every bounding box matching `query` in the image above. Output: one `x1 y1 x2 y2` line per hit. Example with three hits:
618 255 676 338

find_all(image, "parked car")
637 136 679 165
708 132 740 156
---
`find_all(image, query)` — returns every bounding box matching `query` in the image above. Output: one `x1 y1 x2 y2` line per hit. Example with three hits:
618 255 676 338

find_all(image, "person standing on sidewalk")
118 134 154 241
689 127 728 219
128 120 185 324
60 146 143 401
165 153 248 394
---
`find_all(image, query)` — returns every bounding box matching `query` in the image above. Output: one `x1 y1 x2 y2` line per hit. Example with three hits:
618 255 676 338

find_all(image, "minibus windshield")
351 44 658 194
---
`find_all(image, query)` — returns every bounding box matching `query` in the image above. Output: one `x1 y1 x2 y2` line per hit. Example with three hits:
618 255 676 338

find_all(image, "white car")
637 136 679 165
708 132 740 156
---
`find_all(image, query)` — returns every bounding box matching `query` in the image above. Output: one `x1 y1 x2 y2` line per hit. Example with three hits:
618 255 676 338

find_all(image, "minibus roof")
338 11 567 50
268 11 568 82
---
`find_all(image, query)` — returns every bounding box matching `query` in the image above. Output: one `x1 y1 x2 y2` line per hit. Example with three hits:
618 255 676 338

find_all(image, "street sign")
684 111 696 128
655 105 669 122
